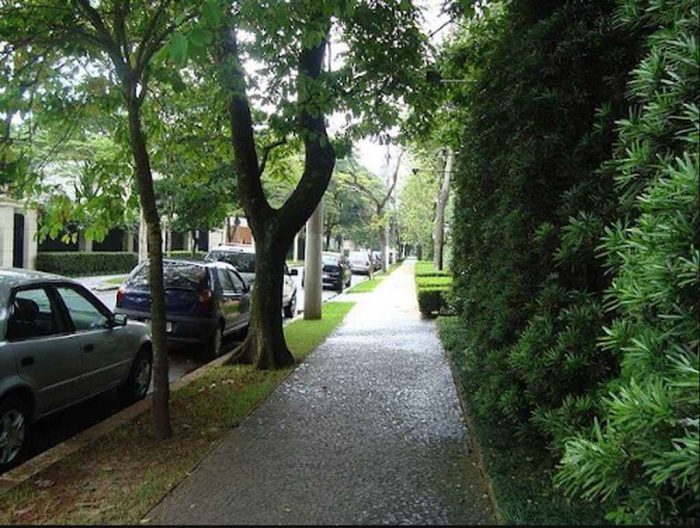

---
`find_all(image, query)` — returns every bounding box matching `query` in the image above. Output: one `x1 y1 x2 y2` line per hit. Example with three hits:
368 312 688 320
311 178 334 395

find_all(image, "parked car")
0 268 152 470
205 244 298 318
348 250 373 276
115 259 251 360
322 252 353 292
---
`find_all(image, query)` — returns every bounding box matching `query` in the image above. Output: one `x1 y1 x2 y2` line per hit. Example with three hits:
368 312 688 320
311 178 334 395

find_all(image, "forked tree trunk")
125 96 171 440
236 235 294 368
219 24 334 370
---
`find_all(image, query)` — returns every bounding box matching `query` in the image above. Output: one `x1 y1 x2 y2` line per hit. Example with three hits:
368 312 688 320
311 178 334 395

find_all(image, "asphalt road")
7 271 369 473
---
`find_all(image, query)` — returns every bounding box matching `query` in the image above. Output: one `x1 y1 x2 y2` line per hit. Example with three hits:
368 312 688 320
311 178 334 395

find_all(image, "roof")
0 268 74 299
210 244 255 254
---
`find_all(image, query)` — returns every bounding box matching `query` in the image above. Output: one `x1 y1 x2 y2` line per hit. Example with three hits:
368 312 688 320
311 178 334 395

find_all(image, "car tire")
204 325 224 362
284 294 297 318
0 395 30 470
118 347 153 405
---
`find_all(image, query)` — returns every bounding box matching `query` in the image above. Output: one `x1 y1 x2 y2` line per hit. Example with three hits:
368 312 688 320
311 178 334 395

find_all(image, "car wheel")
0 396 29 470
284 294 297 318
118 348 153 405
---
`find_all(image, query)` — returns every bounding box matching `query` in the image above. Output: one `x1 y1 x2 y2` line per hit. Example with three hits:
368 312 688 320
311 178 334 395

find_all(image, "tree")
210 0 427 368
0 0 207 439
344 150 404 272
433 147 453 270
398 161 437 259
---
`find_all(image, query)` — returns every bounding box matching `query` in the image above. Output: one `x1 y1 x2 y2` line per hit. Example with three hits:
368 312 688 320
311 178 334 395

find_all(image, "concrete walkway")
148 261 493 525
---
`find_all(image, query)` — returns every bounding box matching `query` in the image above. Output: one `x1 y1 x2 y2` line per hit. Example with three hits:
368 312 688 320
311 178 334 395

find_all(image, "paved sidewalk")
148 261 493 525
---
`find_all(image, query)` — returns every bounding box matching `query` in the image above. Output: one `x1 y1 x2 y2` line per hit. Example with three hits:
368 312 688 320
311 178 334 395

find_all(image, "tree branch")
379 148 404 210
258 139 287 175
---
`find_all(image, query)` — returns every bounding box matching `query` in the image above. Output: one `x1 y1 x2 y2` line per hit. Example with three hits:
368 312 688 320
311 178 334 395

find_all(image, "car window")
229 271 245 293
217 268 235 292
6 287 61 341
127 262 208 290
207 250 256 273
56 286 109 331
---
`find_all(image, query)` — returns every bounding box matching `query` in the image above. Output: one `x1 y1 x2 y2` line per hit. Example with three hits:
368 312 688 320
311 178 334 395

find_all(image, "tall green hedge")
442 0 698 523
555 1 699 522
36 251 138 276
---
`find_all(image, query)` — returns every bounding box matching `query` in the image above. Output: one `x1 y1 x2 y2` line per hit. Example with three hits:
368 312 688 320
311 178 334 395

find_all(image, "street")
11 271 369 472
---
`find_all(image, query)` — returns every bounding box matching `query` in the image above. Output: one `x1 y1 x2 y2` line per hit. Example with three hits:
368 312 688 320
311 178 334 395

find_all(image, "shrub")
36 251 138 276
555 1 700 522
416 287 450 317
414 260 449 277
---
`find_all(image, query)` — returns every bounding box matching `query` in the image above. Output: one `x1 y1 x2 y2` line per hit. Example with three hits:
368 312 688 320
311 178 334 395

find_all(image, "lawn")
103 275 127 285
0 302 355 525
346 261 403 293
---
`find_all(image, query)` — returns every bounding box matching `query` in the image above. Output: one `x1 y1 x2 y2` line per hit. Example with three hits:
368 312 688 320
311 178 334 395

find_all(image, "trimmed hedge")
414 261 453 317
36 252 138 277
415 260 450 277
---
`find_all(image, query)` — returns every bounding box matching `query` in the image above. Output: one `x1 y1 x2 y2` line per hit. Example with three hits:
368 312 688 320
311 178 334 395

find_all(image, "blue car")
115 259 251 360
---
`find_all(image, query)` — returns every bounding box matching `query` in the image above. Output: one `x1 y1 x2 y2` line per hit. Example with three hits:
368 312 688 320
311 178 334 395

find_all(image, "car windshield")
322 253 340 264
349 252 366 260
207 250 256 273
127 262 208 290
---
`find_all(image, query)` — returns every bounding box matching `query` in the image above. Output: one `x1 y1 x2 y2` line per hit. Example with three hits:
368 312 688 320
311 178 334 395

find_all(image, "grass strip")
0 302 355 525
103 276 127 286
436 316 604 525
346 261 403 293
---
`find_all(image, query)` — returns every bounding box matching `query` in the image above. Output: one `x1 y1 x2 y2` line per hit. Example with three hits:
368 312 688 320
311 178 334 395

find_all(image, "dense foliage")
440 0 698 522
35 251 138 276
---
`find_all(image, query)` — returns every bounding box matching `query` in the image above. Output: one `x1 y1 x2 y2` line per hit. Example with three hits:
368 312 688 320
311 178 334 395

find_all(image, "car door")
7 285 82 416
228 269 250 330
53 285 130 398
283 265 295 304
216 267 240 335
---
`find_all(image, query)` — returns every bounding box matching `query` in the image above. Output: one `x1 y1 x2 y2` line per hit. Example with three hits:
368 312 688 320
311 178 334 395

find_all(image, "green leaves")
169 33 189 66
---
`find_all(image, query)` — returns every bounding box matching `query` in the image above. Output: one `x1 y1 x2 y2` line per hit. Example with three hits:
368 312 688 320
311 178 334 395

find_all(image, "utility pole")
303 200 323 319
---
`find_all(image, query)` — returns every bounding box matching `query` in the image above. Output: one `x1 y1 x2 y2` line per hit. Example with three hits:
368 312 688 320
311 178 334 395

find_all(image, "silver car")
0 269 152 470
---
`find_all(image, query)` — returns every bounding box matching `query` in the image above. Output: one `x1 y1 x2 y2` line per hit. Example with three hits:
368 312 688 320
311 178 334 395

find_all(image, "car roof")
0 268 79 300
209 244 255 254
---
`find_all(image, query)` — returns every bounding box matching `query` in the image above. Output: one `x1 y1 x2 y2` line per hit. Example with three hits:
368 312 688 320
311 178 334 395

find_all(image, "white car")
348 250 373 275
204 244 297 318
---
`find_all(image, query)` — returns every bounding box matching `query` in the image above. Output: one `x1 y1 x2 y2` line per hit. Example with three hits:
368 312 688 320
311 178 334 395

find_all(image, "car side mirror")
289 268 299 276
111 313 128 327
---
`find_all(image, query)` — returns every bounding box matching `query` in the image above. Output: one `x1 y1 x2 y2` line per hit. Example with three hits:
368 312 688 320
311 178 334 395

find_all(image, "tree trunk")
125 96 171 440
191 230 198 255
233 237 294 369
433 147 454 271
379 224 388 274
219 24 333 370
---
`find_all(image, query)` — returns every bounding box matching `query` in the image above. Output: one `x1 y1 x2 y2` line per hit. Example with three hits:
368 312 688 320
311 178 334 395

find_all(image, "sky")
350 0 452 185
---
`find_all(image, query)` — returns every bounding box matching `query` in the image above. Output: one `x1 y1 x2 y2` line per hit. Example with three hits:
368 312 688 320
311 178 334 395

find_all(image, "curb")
441 333 503 525
0 349 234 498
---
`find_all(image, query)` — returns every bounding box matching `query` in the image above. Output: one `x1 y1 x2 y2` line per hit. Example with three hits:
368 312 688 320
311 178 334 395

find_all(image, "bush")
414 260 449 277
555 1 700 522
416 287 450 317
36 252 138 276
415 276 452 288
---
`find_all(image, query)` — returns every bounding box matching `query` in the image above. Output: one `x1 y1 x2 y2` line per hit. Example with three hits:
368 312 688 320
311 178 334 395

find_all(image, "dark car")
0 269 152 470
115 259 250 360
205 244 298 318
322 252 352 292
